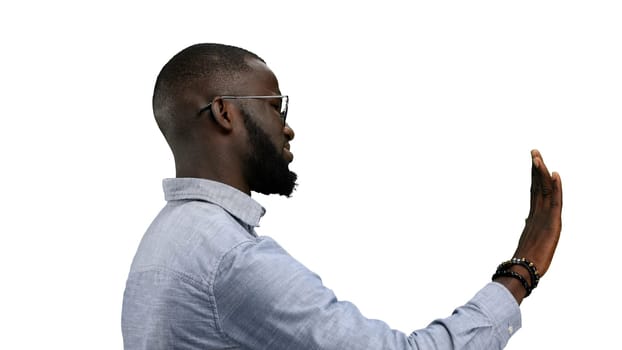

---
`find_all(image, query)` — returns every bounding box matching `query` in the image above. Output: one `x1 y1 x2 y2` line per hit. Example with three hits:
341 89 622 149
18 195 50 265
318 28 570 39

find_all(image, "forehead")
236 58 281 95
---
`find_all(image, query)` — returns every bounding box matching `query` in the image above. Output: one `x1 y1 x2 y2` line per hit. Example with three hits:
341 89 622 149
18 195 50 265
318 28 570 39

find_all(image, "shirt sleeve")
213 237 521 350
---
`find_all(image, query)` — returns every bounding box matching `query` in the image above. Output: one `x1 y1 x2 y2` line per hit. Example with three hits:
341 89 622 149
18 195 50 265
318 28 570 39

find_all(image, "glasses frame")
199 95 289 124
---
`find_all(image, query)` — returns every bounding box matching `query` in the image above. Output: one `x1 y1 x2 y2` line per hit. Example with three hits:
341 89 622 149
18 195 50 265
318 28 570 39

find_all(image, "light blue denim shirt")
122 178 521 349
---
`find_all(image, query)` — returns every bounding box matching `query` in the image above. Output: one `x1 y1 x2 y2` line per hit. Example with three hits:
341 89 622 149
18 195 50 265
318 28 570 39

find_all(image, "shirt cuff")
472 282 522 343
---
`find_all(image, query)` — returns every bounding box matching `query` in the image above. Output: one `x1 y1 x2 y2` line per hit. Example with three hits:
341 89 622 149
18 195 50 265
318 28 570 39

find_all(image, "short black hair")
153 43 265 138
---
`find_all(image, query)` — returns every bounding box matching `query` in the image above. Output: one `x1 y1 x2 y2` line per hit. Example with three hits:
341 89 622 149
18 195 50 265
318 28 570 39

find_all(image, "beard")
240 107 297 197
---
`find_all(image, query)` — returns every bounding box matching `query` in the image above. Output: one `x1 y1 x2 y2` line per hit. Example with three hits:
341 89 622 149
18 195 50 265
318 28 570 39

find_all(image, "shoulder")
129 199 258 285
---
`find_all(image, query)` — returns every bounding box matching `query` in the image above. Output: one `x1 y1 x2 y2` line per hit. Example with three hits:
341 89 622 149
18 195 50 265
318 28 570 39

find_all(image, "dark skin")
168 58 563 305
494 149 563 304
171 58 295 195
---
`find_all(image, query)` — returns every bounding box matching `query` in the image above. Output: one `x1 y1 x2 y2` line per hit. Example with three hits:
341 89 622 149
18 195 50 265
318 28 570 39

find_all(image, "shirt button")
508 326 514 334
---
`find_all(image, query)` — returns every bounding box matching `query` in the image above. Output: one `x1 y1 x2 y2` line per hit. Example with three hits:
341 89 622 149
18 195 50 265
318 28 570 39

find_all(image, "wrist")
493 266 530 305
492 258 541 304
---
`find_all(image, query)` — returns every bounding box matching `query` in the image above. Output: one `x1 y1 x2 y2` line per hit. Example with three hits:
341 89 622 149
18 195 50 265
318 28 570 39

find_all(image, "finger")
532 149 552 179
533 150 554 201
551 171 563 212
528 150 542 218
531 149 542 160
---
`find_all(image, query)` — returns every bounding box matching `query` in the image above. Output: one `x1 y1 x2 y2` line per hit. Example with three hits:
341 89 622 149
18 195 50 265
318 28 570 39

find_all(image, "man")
122 43 563 349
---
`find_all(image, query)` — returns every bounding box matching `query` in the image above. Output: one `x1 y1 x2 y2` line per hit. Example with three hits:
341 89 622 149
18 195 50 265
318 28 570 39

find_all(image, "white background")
1 1 620 348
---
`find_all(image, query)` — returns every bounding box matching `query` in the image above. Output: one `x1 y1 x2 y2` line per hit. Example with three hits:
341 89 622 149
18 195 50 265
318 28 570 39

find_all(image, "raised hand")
494 149 563 303
514 149 563 277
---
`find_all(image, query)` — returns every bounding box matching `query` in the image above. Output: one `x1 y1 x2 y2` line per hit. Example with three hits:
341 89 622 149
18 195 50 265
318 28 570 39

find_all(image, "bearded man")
122 43 563 350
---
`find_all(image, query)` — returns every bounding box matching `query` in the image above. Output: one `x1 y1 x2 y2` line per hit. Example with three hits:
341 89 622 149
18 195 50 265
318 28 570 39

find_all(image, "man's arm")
212 150 561 349
214 238 520 350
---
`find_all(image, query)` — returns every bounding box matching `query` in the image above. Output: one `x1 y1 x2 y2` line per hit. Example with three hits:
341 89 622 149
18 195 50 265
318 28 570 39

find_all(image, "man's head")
153 43 297 196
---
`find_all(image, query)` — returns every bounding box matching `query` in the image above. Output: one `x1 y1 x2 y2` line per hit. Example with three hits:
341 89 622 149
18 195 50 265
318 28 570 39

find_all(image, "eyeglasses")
199 95 289 124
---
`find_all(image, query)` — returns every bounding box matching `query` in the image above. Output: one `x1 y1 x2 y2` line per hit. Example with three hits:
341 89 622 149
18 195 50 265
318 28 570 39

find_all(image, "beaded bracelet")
496 258 540 289
493 258 541 298
492 270 533 297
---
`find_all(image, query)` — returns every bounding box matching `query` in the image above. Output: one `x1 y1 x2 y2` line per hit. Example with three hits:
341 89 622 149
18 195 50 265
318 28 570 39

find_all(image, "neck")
175 160 250 196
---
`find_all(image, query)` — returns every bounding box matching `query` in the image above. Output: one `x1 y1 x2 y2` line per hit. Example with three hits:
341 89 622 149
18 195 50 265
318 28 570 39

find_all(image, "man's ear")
210 98 234 133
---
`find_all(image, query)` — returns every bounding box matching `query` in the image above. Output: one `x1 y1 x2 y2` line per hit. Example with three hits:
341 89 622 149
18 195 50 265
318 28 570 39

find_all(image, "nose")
284 123 295 141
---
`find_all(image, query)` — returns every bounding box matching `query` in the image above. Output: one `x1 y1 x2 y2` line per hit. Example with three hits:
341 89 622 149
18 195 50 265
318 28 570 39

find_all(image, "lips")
283 145 294 162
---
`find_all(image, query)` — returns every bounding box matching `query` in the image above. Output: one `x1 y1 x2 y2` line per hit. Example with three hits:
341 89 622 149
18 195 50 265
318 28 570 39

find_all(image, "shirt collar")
162 178 266 228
